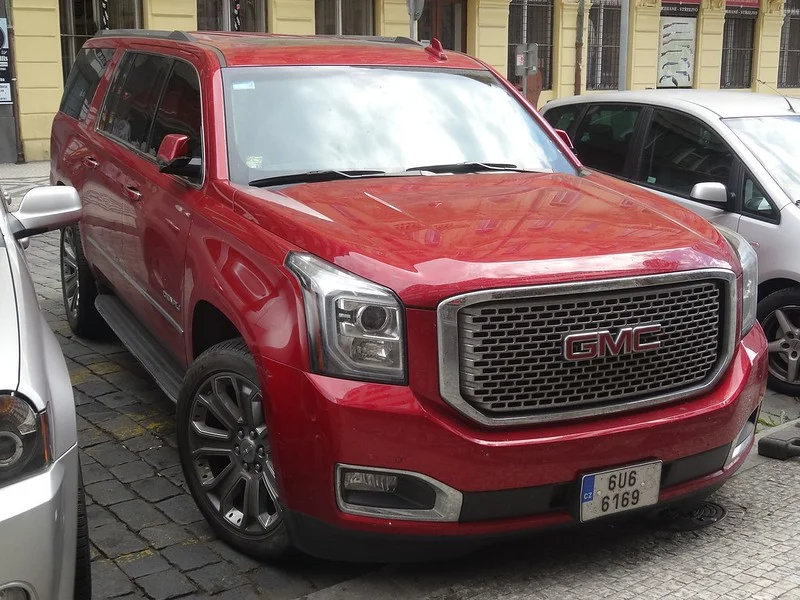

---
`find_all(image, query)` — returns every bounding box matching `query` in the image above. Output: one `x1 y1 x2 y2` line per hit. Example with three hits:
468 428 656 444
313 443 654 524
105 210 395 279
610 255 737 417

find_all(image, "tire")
177 339 292 561
60 224 107 339
74 464 92 600
758 287 800 396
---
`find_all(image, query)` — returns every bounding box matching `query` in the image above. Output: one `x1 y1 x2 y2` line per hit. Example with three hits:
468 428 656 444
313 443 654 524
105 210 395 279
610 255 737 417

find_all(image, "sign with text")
657 13 696 88
0 19 10 104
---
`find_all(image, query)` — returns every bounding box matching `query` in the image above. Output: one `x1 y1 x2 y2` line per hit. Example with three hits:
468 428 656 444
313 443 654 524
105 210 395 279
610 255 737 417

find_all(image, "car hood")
234 171 738 308
0 245 21 389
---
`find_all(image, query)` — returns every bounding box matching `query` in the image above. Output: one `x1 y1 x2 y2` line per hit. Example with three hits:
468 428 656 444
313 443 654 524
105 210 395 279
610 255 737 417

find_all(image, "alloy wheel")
187 372 282 534
764 306 800 385
62 227 80 320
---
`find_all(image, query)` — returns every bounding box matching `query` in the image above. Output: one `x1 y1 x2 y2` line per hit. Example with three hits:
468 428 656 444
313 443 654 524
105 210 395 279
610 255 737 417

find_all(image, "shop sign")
725 0 759 17
658 3 698 88
0 19 10 105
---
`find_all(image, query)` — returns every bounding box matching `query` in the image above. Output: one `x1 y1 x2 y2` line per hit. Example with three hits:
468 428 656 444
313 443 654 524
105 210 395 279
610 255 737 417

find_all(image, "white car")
0 184 90 599
542 90 800 396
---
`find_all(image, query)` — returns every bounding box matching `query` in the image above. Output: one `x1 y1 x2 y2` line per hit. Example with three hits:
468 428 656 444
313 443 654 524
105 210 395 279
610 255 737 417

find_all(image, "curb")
740 416 800 472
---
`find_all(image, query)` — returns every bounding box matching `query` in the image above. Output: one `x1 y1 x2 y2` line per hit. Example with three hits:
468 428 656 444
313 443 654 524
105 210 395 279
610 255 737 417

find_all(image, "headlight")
286 253 406 384
717 227 758 335
0 394 49 485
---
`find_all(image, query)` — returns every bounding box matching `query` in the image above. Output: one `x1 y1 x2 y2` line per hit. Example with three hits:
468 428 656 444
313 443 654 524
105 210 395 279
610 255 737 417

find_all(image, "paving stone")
91 559 136 599
97 392 142 412
76 376 118 397
140 445 181 470
76 403 119 424
121 432 163 453
85 479 135 505
74 389 94 406
104 371 157 391
186 562 249 594
118 402 166 423
252 565 317 599
60 341 94 359
162 542 222 571
109 498 171 531
156 495 204 525
110 460 155 483
212 586 264 600
91 523 148 559
135 570 197 600
131 476 183 503
184 519 216 541
208 539 261 572
139 523 194 550
85 441 138 468
87 504 118 529
81 460 114 485
79 425 113 449
115 549 172 579
139 415 177 437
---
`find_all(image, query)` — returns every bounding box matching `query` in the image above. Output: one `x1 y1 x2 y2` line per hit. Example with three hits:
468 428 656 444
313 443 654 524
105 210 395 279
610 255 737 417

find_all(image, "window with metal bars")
720 13 755 89
779 0 800 87
587 0 621 90
197 0 267 32
507 0 554 90
316 0 374 35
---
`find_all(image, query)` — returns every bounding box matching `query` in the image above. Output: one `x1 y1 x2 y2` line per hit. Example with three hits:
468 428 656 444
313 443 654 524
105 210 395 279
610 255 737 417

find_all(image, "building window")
720 9 756 89
587 0 621 90
779 0 800 87
198 0 266 32
59 0 142 81
316 0 374 35
418 0 468 52
507 0 554 90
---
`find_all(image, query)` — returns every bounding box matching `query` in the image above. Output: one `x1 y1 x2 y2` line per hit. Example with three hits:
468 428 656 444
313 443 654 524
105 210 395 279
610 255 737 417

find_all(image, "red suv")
52 30 768 562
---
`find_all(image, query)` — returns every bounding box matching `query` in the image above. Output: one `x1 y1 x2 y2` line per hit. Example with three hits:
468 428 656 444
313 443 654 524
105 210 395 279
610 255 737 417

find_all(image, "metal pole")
3 0 24 163
618 0 629 90
575 0 585 95
336 0 343 35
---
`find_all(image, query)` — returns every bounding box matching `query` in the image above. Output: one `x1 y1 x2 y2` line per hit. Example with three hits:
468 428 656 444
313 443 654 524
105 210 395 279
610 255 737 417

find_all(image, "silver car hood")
0 244 21 391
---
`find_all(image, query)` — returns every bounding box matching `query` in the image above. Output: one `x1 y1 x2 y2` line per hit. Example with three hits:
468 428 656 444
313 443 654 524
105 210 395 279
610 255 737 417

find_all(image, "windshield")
725 115 800 201
222 66 576 185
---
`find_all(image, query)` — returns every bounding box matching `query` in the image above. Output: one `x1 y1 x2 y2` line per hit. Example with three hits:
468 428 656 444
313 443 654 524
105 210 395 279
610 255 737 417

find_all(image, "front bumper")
262 325 768 561
0 444 78 600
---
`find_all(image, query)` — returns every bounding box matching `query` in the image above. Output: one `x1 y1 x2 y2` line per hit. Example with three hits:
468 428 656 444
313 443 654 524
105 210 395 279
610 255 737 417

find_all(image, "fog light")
343 470 398 493
0 586 30 600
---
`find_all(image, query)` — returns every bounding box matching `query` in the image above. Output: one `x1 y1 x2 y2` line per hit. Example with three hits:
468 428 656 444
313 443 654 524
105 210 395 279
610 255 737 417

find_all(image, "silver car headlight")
717 227 758 336
286 253 406 384
0 394 49 484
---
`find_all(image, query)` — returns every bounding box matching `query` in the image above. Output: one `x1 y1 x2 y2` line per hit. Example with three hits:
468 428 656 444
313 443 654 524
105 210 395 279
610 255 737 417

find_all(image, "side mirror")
690 182 728 204
157 134 201 179
555 129 574 150
9 186 82 240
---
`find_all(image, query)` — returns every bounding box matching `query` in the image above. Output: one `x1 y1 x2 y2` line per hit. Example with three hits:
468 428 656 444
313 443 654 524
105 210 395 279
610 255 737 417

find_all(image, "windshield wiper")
405 161 543 174
249 169 387 187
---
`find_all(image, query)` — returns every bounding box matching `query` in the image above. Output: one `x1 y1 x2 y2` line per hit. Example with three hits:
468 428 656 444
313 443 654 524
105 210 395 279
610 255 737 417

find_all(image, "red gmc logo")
563 324 662 361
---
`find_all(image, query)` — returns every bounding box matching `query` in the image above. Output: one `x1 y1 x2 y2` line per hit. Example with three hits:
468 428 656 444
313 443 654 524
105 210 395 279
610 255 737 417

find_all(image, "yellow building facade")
5 0 798 161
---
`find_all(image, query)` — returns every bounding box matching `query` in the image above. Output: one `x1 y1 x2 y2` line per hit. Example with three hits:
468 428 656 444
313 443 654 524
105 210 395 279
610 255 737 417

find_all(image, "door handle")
83 157 99 168
123 186 142 201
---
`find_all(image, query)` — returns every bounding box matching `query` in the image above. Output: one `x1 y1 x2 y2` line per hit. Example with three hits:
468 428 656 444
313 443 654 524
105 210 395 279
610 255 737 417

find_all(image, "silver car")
542 90 800 396
0 185 90 599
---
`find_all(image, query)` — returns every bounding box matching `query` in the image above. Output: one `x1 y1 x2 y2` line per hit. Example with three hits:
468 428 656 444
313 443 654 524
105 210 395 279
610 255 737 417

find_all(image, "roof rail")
94 29 193 42
313 34 423 46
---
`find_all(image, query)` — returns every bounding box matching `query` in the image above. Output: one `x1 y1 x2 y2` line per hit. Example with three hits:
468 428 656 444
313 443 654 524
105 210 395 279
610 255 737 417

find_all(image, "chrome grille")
456 280 725 417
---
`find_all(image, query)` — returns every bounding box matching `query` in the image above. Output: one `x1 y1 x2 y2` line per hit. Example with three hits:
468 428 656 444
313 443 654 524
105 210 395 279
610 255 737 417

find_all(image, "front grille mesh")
458 281 723 416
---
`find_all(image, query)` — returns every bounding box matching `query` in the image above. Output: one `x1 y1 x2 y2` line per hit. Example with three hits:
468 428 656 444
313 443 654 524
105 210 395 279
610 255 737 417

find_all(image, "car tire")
177 338 292 562
60 224 107 339
758 287 800 396
74 465 92 600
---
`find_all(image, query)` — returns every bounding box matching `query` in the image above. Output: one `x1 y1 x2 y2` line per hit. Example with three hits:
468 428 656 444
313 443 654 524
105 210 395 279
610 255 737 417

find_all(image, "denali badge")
563 324 662 361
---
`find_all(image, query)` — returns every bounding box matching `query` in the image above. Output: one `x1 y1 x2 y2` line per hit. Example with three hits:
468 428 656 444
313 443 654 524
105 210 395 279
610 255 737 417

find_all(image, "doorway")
418 0 468 52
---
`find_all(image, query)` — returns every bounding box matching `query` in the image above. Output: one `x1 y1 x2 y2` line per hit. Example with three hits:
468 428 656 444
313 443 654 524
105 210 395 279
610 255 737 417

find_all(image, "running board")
95 295 184 403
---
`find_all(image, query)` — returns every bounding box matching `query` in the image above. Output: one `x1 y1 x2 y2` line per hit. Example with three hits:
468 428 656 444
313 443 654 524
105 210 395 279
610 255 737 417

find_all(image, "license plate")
579 461 662 522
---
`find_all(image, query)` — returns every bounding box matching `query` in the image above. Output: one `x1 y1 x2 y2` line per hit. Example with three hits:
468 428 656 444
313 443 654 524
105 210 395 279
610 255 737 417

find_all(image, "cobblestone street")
4 167 800 600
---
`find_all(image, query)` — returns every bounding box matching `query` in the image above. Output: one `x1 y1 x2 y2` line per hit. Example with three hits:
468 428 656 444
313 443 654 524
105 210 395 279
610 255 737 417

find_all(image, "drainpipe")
4 0 24 163
618 0 629 90
575 0 585 96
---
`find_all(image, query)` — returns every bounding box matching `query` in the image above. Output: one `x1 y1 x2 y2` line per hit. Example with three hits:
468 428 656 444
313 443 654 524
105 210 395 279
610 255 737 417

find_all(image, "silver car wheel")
61 227 80 319
187 372 282 534
764 306 800 384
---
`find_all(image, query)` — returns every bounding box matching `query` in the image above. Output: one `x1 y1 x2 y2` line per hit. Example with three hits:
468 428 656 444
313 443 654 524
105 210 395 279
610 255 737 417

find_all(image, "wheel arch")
190 299 247 360
758 278 800 302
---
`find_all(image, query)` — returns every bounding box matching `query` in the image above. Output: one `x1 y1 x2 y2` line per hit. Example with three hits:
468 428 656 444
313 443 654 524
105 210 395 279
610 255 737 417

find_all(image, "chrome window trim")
437 268 738 427
335 463 463 522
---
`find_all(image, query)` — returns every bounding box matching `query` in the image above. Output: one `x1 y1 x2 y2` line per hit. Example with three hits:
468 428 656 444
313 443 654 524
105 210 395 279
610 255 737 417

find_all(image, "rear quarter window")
60 48 115 121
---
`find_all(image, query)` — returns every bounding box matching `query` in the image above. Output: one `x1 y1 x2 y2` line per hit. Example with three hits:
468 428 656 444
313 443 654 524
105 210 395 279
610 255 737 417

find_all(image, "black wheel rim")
763 305 800 385
187 372 282 534
62 227 80 320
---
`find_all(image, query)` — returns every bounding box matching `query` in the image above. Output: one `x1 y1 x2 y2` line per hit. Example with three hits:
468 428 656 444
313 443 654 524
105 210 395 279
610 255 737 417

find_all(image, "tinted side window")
742 174 776 220
543 105 581 133
60 48 115 121
98 52 171 153
572 105 641 176
638 109 733 197
149 61 203 178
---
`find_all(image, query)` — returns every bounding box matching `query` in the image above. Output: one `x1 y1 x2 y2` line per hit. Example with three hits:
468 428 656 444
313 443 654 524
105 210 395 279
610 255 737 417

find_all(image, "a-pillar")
694 0 726 88
752 0 785 91
627 0 663 89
